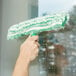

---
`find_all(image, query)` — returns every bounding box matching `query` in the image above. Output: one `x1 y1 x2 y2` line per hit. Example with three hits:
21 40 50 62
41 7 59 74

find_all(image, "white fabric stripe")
8 14 65 31
8 22 63 36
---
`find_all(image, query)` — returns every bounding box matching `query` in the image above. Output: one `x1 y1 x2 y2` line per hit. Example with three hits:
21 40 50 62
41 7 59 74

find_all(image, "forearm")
12 36 39 76
12 55 30 76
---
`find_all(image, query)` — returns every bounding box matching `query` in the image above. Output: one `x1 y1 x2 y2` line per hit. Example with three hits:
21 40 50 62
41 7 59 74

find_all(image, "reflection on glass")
38 29 76 76
38 32 68 76
38 0 76 76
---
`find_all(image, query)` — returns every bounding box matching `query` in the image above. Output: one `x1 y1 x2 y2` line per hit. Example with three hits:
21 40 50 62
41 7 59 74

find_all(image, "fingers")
21 35 40 61
34 47 39 54
32 42 39 58
35 48 39 56
28 35 39 42
28 35 40 49
35 42 40 48
33 43 39 53
23 35 39 46
31 48 39 61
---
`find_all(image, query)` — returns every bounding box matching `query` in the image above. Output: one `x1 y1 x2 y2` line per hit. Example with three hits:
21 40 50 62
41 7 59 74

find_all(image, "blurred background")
0 0 76 76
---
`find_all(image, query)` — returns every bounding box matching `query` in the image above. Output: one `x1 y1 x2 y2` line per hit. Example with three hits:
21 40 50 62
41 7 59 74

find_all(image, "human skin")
12 36 39 76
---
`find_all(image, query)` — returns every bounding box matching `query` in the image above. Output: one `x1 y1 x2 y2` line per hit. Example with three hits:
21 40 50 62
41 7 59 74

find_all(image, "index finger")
28 35 39 41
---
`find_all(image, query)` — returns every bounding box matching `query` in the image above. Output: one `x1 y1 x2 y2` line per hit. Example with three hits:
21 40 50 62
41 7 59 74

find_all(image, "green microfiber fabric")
7 12 69 40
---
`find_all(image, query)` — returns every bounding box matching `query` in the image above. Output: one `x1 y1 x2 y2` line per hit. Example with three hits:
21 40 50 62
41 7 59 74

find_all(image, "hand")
19 35 39 64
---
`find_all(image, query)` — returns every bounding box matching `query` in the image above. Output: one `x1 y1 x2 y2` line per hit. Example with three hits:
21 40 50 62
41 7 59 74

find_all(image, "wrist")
18 54 30 66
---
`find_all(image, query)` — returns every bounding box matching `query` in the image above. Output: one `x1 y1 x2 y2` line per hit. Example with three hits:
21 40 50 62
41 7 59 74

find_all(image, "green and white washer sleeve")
7 12 69 40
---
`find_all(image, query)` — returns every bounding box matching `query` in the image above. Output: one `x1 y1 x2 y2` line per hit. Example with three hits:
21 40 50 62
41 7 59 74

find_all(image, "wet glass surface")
38 0 76 76
38 28 76 76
